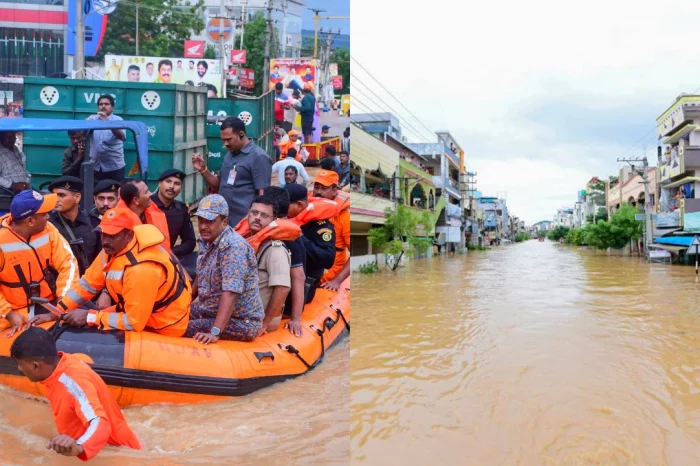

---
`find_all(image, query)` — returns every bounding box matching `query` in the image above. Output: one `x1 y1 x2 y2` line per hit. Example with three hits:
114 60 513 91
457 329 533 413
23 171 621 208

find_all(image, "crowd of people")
0 103 352 460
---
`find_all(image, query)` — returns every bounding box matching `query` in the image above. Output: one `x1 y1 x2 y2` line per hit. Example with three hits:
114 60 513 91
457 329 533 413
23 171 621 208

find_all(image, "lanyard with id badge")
227 165 237 186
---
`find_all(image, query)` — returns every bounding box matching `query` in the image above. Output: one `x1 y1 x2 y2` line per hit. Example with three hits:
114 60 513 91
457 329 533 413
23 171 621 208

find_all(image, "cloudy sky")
351 0 700 224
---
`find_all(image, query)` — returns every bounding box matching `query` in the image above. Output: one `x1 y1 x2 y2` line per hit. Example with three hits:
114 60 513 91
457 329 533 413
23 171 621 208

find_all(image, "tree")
232 13 267 95
536 230 547 239
332 47 350 95
97 0 206 61
514 232 531 243
547 226 570 241
368 206 432 271
584 204 642 250
565 228 586 246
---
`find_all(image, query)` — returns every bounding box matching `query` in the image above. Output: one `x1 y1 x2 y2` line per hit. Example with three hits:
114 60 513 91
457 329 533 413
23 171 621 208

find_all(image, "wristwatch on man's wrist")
211 326 221 337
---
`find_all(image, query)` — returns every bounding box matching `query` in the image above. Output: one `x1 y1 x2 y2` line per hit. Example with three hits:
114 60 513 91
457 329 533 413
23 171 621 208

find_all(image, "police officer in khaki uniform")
48 176 101 275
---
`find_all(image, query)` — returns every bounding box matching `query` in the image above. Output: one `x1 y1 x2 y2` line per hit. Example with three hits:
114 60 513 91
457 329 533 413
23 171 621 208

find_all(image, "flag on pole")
48 31 52 57
33 30 36 57
14 29 17 54
2 30 7 55
21 29 25 56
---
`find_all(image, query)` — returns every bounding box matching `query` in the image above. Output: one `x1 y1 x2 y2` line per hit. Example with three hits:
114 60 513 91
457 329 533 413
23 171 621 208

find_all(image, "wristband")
86 310 98 326
199 167 209 175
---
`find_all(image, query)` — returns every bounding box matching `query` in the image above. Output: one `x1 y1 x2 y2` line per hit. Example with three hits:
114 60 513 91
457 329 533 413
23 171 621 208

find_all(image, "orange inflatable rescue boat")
0 278 349 407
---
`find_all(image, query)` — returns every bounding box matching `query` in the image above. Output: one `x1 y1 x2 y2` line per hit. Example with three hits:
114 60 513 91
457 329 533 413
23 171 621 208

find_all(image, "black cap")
94 179 120 195
284 183 308 203
158 168 186 182
48 176 83 193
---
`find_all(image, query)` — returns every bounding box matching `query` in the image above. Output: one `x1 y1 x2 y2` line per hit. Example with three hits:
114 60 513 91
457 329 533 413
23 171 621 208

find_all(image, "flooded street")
0 339 349 465
351 240 700 465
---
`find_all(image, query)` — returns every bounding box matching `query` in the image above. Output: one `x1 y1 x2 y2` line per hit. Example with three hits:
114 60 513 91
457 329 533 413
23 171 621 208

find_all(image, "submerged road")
351 240 700 465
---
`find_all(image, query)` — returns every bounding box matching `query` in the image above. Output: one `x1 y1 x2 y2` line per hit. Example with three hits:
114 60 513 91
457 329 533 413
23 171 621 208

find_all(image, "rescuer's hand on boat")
28 313 57 327
320 278 341 292
286 318 303 337
63 309 89 327
5 311 26 338
193 332 219 345
47 434 84 457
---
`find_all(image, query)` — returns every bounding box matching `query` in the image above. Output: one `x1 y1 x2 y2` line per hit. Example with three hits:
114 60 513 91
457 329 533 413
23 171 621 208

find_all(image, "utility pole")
262 0 273 93
74 0 84 76
240 0 247 49
318 28 337 107
618 156 653 258
219 0 226 68
281 0 287 57
308 8 326 59
135 2 139 55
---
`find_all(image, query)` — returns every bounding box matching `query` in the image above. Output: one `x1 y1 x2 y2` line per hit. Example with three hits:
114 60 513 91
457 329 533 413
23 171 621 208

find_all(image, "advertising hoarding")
269 58 317 94
104 54 224 97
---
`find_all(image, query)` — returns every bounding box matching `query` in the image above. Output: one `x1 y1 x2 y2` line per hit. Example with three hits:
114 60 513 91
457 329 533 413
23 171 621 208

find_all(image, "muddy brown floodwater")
0 339 348 465
351 240 700 465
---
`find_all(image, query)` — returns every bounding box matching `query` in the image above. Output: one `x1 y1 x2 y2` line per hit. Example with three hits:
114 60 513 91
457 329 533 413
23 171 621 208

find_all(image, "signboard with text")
269 58 317 95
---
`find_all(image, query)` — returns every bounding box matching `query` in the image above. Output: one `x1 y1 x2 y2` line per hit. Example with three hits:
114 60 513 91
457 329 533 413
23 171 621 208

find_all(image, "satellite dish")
92 0 120 15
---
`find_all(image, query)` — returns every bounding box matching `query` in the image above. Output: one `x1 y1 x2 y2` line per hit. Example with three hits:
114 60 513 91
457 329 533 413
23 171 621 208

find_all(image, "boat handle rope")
309 324 326 361
329 304 350 332
277 343 312 369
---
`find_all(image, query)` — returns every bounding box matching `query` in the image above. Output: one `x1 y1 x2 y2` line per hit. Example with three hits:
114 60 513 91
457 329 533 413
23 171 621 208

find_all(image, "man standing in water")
10 327 141 460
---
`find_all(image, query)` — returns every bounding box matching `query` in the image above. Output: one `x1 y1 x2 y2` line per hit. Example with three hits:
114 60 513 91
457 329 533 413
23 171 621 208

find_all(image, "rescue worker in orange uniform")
42 208 191 336
10 327 141 461
0 190 79 336
313 170 351 292
117 178 172 253
278 130 302 161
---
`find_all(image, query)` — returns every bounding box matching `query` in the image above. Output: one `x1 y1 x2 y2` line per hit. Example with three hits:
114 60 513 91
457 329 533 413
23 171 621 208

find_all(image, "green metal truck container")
205 90 274 173
22 78 208 205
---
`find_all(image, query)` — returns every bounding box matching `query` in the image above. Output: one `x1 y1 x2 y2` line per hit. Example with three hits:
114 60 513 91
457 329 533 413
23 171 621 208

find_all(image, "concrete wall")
351 254 385 271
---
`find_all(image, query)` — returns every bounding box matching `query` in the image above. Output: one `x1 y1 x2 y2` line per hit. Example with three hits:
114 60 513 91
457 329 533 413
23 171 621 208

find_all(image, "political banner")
269 58 317 95
104 54 224 97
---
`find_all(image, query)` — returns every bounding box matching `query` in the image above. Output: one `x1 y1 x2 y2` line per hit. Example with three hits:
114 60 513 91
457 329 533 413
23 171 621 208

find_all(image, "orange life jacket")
116 199 172 253
278 140 301 161
59 224 191 337
291 197 345 226
0 214 79 324
234 218 302 254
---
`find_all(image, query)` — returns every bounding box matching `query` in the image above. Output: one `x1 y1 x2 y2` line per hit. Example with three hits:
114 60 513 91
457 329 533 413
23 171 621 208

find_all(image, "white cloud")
352 0 700 223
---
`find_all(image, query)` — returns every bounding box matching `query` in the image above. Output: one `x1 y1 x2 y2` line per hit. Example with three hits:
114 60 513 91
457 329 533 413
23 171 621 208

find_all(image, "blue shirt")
192 226 264 323
87 113 125 171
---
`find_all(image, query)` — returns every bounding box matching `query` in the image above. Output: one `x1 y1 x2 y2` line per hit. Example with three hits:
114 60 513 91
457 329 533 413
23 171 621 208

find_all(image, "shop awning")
654 236 694 246
662 176 700 188
651 244 687 253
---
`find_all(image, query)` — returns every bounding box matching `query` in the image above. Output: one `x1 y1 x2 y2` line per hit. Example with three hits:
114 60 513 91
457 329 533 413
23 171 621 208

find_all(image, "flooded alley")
351 240 700 465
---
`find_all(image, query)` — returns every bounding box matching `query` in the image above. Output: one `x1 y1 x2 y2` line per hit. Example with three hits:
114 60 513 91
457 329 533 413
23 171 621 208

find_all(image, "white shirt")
271 158 310 187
